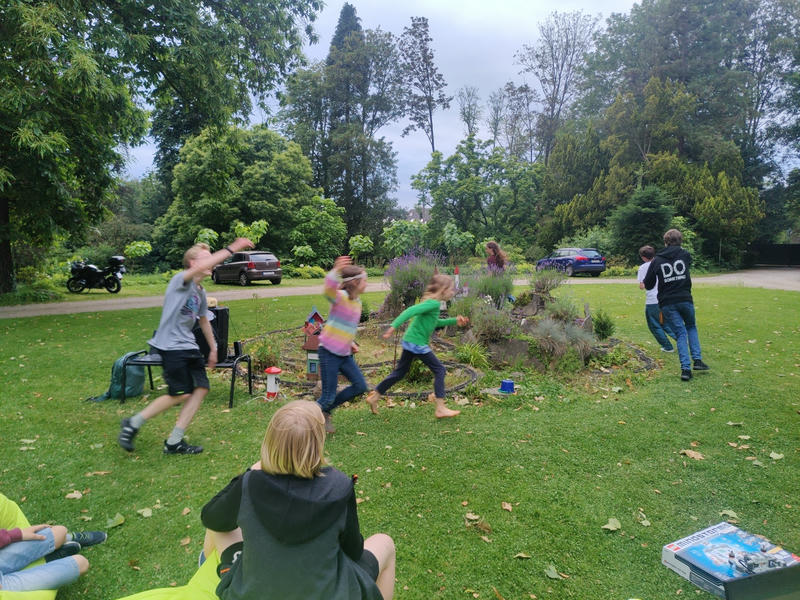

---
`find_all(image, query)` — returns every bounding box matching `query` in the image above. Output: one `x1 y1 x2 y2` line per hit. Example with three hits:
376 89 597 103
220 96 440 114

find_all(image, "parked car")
212 251 282 286
536 248 606 277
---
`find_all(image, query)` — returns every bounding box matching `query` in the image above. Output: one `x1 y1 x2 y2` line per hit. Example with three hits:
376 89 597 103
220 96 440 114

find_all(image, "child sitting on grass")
316 255 369 434
0 518 105 592
365 273 468 418
200 400 395 600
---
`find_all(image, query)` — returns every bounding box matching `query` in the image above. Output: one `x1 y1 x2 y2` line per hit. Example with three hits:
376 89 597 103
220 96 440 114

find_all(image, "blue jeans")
645 304 675 350
661 302 702 371
316 346 368 413
0 527 81 591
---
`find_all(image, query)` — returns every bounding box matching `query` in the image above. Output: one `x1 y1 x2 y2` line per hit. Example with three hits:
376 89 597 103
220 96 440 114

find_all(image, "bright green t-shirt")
391 298 457 346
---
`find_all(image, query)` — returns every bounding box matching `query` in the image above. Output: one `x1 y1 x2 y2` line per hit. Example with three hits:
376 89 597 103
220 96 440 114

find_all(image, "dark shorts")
358 549 379 581
158 349 209 396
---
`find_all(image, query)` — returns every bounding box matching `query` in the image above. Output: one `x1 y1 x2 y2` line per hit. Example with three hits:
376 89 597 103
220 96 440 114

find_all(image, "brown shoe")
323 411 336 434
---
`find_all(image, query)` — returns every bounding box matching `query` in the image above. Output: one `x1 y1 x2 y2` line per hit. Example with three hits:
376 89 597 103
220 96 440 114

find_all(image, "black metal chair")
120 342 252 408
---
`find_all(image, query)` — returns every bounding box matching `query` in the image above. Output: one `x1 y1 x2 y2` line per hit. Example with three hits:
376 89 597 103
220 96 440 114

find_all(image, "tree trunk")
0 197 16 294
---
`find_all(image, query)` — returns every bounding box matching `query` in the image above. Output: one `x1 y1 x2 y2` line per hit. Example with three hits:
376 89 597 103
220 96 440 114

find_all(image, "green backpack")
90 352 145 402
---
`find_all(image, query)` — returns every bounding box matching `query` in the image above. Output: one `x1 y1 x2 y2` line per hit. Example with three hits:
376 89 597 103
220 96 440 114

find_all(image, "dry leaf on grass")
137 508 153 518
65 490 83 500
602 517 621 531
680 449 705 460
514 552 531 559
770 452 784 460
544 564 565 580
182 507 191 516
501 502 513 512
180 537 191 546
106 513 125 529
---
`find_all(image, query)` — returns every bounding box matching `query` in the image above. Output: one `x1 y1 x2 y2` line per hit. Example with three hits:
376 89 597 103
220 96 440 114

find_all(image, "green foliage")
292 245 317 263
592 308 616 340
466 270 513 309
441 222 475 263
381 220 428 259
248 337 282 369
406 358 434 384
124 241 152 259
448 294 482 321
348 235 374 264
470 302 517 343
195 229 220 249
555 224 614 255
454 342 490 370
284 265 326 279
233 220 269 246
608 185 674 263
528 269 566 295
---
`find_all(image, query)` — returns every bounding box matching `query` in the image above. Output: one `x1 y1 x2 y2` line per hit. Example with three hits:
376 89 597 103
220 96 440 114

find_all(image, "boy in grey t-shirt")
118 237 253 455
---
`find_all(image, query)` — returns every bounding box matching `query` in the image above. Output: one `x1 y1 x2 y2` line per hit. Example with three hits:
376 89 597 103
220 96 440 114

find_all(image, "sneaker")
45 541 81 562
693 359 710 371
681 369 692 381
69 531 107 547
163 438 203 455
660 347 675 353
323 411 336 434
118 418 139 452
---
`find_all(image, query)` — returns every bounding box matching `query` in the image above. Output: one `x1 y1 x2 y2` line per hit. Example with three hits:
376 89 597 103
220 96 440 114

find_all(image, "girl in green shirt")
366 274 468 418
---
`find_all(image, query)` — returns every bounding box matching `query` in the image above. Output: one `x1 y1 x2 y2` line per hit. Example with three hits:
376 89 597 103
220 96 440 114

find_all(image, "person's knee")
366 533 396 566
51 525 68 546
73 554 89 575
353 379 368 395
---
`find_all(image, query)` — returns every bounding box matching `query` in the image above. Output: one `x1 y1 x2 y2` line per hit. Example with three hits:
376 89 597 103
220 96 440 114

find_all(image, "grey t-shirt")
148 272 209 351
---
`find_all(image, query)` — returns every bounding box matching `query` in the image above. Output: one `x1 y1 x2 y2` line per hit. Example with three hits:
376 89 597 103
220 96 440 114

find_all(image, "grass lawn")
1 284 798 599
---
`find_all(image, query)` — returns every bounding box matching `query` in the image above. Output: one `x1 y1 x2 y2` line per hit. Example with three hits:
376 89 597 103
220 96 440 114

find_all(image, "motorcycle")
66 255 126 293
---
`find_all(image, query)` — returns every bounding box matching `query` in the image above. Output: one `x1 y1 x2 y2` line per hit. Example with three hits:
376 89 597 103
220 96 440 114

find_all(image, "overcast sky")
123 0 640 207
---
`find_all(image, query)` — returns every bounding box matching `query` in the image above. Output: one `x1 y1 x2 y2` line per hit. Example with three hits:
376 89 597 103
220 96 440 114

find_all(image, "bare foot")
435 406 461 418
365 391 380 415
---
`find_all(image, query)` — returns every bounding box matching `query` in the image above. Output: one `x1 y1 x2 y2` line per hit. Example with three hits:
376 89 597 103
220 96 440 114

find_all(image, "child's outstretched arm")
456 315 469 327
382 326 395 339
323 256 352 305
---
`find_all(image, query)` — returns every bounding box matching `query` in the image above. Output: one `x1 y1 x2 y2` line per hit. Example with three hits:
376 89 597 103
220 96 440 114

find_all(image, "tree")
607 185 675 262
516 11 598 164
398 17 452 153
153 125 326 265
348 235 374 264
0 0 322 293
457 86 482 137
381 220 428 258
442 222 475 264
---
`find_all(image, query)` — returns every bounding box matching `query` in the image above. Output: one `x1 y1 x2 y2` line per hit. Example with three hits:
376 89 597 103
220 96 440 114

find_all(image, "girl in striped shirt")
317 256 369 433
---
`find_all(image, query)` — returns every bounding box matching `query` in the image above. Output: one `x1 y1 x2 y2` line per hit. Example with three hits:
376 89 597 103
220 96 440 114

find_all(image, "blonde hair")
340 264 366 299
421 273 454 301
260 400 327 479
183 243 211 269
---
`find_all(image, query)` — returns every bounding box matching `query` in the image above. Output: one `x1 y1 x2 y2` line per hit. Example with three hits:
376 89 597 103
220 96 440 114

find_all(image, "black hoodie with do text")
642 245 693 307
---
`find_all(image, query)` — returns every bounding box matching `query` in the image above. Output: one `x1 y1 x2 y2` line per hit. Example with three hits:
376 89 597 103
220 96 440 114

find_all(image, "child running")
316 255 369 433
200 400 396 600
365 273 468 418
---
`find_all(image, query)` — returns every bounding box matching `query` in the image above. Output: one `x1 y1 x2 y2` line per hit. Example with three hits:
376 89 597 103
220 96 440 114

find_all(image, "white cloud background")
124 0 639 206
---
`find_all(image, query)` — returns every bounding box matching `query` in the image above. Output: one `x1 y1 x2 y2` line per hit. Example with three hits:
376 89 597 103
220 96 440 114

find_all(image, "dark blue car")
536 248 606 277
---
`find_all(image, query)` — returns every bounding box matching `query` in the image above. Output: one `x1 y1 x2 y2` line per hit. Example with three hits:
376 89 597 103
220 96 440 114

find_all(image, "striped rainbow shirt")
318 270 362 356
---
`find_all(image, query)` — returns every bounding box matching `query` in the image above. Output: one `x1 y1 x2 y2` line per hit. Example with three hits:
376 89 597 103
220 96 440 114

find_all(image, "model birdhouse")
302 307 325 380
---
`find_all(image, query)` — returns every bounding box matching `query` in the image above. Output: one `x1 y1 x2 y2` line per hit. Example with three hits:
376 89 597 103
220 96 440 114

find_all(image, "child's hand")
21 525 48 541
333 256 352 272
351 342 360 354
230 237 254 252
456 315 469 327
382 326 395 339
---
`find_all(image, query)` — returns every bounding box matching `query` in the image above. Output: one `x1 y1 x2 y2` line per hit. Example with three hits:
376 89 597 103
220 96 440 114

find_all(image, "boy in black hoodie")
643 229 710 381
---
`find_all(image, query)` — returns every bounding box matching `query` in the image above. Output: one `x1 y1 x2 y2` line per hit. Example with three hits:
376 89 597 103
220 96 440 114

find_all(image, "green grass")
1 285 798 599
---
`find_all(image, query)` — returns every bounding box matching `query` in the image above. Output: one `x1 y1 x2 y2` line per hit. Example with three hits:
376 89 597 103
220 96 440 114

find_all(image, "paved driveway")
0 268 797 320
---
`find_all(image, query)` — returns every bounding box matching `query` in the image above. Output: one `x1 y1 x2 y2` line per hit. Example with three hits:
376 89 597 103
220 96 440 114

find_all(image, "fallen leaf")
355 431 367 436
501 502 513 512
465 512 480 522
726 422 743 427
106 513 125 529
602 517 621 531
544 564 564 580
492 586 506 600
182 507 191 516
85 471 111 477
769 452 784 460
752 460 765 467
680 449 705 460
719 510 739 521
180 537 191 546
137 508 153 518
480 535 492 543
738 435 751 440
79 515 93 521
65 490 83 500
514 552 531 559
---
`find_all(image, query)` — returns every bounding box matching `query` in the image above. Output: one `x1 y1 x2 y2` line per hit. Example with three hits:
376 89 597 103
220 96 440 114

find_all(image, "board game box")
662 522 800 598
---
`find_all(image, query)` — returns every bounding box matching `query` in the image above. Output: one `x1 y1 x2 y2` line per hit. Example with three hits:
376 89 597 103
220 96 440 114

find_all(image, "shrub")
468 270 513 308
360 298 370 323
593 309 616 340
0 281 62 305
285 265 326 279
528 269 565 295
552 348 585 373
381 250 444 316
531 317 569 359
545 296 579 323
564 323 596 362
455 342 490 370
249 337 282 369
470 302 517 343
406 358 433 383
448 294 482 320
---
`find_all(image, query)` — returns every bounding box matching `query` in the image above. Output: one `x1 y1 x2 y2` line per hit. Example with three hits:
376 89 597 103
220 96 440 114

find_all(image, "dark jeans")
375 349 446 398
316 346 368 413
645 304 675 350
661 301 702 371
